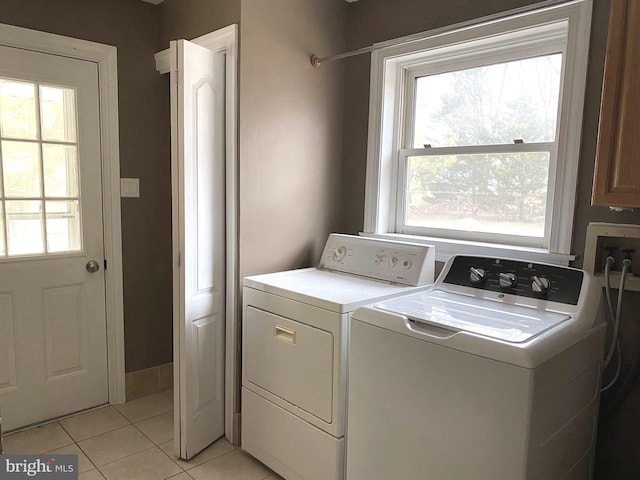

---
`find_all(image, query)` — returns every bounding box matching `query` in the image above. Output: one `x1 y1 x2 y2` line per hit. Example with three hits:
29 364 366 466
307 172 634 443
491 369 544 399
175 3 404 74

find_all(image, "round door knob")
469 267 486 285
499 272 517 288
86 260 100 273
531 276 551 294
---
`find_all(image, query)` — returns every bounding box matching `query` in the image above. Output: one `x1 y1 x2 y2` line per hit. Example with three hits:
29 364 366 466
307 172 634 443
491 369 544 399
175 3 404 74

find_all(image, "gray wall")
160 0 240 43
0 0 173 373
238 0 347 278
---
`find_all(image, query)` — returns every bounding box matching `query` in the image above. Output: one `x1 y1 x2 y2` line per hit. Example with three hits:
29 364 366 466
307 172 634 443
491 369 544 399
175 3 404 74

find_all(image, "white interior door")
170 39 226 460
0 45 108 430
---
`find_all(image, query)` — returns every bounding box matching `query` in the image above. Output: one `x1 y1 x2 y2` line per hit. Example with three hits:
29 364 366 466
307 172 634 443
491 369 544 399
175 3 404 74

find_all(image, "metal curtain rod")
309 0 578 68
310 44 378 68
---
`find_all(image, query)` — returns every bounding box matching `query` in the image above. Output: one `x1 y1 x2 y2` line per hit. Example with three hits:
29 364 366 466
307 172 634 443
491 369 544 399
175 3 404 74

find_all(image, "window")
0 78 81 257
364 0 592 264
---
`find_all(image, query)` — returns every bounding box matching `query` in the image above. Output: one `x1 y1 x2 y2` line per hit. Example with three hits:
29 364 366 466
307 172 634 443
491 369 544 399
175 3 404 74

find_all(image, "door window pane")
40 85 77 142
43 144 79 197
2 141 42 197
413 54 562 148
0 79 37 140
405 152 550 237
46 200 80 253
5 200 44 255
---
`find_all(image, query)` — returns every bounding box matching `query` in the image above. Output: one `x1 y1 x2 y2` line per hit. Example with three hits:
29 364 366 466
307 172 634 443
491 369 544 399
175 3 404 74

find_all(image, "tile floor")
2 390 281 480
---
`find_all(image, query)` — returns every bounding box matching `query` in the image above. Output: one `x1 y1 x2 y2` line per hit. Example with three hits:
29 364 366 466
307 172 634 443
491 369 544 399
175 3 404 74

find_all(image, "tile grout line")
93 443 159 476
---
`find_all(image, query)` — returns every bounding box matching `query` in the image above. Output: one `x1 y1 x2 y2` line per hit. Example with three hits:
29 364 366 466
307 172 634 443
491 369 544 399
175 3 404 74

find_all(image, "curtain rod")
309 0 580 68
310 44 378 68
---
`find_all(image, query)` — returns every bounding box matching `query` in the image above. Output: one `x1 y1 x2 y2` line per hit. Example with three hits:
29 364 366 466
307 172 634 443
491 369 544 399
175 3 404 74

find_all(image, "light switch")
120 178 140 198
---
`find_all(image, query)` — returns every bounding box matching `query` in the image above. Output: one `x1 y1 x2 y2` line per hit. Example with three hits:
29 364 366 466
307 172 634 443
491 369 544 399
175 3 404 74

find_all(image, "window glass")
43 144 79 197
40 85 77 142
2 140 42 197
0 80 37 140
46 200 81 252
412 54 562 148
405 152 549 237
5 200 44 255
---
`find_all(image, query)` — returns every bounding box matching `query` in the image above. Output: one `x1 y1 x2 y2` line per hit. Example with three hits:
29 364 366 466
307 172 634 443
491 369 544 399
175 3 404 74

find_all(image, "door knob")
86 260 100 273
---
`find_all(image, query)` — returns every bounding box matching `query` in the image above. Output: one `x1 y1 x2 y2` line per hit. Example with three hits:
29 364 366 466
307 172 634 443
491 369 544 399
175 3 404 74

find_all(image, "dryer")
347 254 606 480
241 234 435 480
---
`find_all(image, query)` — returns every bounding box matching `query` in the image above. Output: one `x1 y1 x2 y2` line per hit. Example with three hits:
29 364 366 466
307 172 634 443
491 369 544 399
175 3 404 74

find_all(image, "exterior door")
0 45 108 431
170 39 226 459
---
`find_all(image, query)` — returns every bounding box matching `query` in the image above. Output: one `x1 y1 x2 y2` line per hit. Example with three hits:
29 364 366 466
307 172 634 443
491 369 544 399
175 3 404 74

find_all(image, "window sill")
360 232 576 266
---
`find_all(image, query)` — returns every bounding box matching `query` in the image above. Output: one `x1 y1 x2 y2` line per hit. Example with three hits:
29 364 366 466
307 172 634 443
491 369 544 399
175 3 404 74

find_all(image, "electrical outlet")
584 223 640 290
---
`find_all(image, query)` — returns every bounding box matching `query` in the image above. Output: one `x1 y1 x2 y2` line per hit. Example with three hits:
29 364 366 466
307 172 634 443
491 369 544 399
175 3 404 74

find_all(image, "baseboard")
125 362 173 401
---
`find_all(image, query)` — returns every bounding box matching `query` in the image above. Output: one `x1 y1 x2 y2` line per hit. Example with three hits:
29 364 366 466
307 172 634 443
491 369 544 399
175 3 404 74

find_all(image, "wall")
0 0 173 373
239 0 347 278
158 0 346 289
342 1 640 478
160 0 240 43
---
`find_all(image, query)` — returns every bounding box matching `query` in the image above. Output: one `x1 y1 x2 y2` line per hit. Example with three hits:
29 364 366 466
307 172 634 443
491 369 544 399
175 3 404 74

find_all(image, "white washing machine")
241 234 435 480
347 254 606 480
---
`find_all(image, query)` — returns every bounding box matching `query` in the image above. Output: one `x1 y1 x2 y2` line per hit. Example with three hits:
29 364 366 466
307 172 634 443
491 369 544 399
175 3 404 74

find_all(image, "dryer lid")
374 290 570 343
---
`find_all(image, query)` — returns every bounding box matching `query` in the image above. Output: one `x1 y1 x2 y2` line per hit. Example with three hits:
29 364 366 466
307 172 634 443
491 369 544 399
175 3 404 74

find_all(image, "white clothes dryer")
347 254 606 480
241 234 435 480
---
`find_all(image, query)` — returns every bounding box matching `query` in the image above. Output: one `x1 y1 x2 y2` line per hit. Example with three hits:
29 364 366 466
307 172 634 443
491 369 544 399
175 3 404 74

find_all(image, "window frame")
363 0 593 265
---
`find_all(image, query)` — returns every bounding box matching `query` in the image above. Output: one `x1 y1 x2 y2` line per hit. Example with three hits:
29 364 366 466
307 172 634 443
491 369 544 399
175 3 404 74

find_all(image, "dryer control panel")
442 255 584 305
320 234 435 286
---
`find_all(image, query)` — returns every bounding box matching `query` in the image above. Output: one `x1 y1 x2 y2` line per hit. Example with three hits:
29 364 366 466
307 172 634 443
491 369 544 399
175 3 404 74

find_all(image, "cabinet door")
593 0 640 207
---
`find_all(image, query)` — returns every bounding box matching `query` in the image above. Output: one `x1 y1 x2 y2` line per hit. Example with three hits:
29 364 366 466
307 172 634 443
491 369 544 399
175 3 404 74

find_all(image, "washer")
347 255 606 480
241 234 435 480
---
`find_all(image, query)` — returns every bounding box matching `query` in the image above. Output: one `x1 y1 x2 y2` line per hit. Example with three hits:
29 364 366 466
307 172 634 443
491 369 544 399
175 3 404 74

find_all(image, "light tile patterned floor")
2 391 281 480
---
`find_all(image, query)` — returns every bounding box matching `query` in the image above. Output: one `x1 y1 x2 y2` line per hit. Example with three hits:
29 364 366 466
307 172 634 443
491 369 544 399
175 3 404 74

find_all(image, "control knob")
333 246 347 262
469 267 486 285
531 276 551 294
499 272 517 289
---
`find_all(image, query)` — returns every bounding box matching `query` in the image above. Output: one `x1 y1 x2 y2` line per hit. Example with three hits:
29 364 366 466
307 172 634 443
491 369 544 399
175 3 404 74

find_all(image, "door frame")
155 24 240 444
0 23 126 404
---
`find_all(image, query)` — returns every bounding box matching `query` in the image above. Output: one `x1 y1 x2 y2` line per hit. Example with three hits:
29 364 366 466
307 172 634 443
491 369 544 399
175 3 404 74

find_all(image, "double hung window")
364 1 592 263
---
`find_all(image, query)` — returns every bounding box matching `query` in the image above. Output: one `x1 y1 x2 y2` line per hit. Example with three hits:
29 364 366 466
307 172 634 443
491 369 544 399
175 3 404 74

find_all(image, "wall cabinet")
593 0 640 207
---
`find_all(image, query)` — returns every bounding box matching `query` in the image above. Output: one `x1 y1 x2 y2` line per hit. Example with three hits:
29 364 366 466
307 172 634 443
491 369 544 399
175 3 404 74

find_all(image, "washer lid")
374 290 570 343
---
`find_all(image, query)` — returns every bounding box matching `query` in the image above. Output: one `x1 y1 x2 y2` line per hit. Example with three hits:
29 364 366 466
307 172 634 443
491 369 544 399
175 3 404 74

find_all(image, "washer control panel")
442 255 584 305
320 234 435 286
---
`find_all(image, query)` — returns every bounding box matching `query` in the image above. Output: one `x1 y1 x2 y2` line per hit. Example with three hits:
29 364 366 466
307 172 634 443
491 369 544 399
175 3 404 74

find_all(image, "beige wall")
0 0 173 373
238 0 347 278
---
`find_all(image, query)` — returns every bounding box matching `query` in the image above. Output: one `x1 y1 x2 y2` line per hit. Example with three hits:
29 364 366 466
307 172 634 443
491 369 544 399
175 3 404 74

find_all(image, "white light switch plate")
120 178 140 198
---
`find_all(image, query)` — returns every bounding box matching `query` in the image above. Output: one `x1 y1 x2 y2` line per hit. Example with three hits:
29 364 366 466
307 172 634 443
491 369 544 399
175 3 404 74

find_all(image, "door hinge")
178 252 181 267
104 259 108 270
